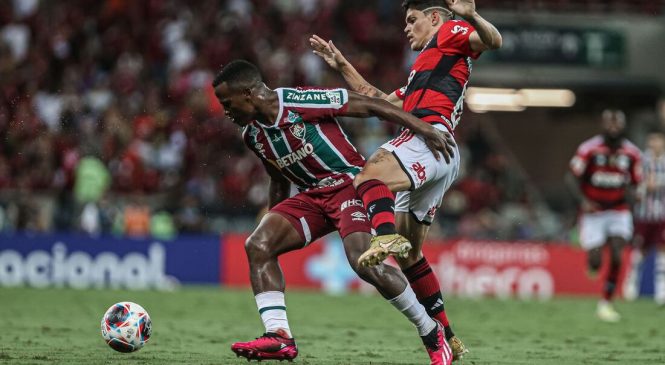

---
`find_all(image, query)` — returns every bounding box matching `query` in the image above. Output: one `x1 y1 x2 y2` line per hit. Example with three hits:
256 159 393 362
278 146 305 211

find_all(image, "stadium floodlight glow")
465 87 576 112
519 89 576 107
465 87 525 113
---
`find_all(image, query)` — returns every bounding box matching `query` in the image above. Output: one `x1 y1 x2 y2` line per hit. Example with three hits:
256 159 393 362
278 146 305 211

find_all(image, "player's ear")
431 10 441 26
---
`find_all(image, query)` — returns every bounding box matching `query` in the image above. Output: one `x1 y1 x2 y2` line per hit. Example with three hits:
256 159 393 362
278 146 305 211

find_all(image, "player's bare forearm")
565 172 597 211
345 91 455 162
340 65 388 99
310 35 389 99
263 162 290 209
565 172 588 205
268 177 290 209
465 12 502 50
345 92 429 134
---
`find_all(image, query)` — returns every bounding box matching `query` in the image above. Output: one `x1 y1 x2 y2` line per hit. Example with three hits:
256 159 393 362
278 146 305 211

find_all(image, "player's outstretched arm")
344 91 455 163
263 161 291 209
446 0 502 52
309 35 392 101
564 171 599 212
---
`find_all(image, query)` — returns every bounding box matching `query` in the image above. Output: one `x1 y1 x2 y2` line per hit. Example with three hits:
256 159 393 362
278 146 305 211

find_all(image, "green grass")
0 287 663 364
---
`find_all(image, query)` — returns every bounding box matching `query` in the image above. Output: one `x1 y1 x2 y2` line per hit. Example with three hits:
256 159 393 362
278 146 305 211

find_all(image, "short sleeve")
280 88 349 121
570 147 589 177
437 20 481 59
394 85 407 100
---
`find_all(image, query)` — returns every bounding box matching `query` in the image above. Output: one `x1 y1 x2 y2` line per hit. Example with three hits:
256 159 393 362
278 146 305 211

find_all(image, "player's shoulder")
281 87 348 109
620 139 642 156
578 135 604 153
439 19 474 34
242 122 261 140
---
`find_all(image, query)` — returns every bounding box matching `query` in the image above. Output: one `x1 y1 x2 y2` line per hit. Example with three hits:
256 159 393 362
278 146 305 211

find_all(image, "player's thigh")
380 129 460 191
579 212 608 250
248 212 304 257
269 195 333 248
387 133 460 225
322 184 372 239
355 148 411 192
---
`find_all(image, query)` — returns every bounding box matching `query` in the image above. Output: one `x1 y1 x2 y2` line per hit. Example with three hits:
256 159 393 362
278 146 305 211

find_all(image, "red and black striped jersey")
242 87 365 192
570 135 642 211
394 20 481 132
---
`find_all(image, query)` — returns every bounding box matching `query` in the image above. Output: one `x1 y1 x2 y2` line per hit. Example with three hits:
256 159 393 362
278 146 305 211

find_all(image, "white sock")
623 249 643 300
255 291 292 338
655 252 665 305
388 286 437 337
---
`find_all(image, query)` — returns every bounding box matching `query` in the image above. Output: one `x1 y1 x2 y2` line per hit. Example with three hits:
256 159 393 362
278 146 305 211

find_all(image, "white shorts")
579 210 633 250
380 125 460 225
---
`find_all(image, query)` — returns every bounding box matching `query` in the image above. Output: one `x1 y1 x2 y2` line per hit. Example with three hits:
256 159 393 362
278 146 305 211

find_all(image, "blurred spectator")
123 200 151 237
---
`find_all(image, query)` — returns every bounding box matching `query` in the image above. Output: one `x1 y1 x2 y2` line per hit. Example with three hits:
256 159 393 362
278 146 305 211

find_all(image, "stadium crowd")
1 0 632 241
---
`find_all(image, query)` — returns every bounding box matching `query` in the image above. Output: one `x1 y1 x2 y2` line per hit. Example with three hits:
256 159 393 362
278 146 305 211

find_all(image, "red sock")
356 179 396 235
403 257 453 338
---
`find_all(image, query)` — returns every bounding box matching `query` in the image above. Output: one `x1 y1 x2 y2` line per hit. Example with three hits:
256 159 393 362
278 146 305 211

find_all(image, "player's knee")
352 172 371 189
244 234 273 261
588 254 602 271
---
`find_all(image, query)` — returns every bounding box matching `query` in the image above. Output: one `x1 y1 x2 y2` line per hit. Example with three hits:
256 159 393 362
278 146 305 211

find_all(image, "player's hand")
309 35 349 71
421 127 456 163
445 0 477 19
581 199 600 213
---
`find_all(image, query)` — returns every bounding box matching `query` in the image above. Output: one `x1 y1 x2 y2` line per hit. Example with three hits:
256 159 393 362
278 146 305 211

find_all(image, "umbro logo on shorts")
350 211 367 222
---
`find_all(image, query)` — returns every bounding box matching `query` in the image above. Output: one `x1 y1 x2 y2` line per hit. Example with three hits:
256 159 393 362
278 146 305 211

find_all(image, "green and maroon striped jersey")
242 87 365 190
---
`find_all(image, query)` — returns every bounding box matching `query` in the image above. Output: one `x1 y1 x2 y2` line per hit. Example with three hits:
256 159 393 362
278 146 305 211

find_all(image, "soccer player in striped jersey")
568 110 642 322
625 130 665 306
214 60 456 364
310 0 501 359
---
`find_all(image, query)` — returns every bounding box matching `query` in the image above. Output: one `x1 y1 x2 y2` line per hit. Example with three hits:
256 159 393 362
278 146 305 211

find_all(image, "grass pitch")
0 286 663 365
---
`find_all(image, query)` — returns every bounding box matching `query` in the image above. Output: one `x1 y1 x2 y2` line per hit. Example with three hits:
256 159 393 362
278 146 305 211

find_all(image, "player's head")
212 60 264 126
646 129 665 155
600 109 626 149
402 0 452 51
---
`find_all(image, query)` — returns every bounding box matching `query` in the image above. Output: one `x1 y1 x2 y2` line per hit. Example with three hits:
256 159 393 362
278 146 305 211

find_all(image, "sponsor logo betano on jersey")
275 143 315 168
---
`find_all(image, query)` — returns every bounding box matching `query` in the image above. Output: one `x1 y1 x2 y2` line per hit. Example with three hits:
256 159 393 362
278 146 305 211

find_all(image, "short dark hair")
212 60 262 89
401 0 448 11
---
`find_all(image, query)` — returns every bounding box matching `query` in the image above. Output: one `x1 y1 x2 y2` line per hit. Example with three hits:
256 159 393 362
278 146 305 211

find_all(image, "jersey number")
451 25 469 35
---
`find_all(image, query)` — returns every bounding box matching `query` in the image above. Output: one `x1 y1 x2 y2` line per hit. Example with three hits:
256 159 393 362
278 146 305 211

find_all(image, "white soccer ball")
101 302 152 352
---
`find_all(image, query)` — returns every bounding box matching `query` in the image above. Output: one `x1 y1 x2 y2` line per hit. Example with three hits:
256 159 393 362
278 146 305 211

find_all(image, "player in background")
624 130 665 306
214 60 456 364
567 110 642 322
310 0 501 358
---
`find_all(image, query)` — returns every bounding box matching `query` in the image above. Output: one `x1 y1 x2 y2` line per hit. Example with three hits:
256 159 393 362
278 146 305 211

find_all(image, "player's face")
404 9 436 51
647 133 665 154
601 110 626 139
215 82 255 126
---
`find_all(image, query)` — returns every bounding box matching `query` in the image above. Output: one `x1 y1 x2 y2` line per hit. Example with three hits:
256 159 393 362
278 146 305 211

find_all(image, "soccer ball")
101 302 152 352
